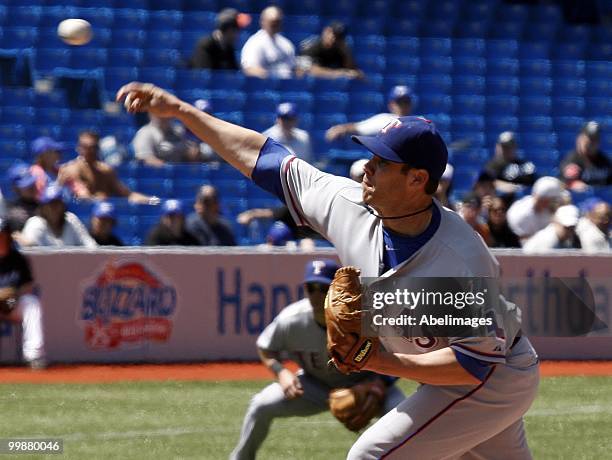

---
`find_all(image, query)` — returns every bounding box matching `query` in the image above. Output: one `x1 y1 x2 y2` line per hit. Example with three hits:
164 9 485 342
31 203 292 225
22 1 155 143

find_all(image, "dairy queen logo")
79 260 178 349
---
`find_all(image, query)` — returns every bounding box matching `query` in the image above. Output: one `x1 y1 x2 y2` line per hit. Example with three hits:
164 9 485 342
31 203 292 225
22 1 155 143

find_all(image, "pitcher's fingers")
115 81 144 102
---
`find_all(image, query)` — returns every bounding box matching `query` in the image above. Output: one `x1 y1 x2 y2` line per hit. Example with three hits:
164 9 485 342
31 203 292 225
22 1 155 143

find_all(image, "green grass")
1 377 611 459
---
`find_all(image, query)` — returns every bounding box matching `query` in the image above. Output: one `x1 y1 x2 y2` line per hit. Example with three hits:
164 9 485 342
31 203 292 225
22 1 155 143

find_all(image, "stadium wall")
1 249 610 363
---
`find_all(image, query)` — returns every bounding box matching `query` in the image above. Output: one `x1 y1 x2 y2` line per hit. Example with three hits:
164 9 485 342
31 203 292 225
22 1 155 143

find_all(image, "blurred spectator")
99 135 129 167
132 115 201 167
349 159 368 183
266 220 294 246
0 188 5 217
186 185 236 246
88 201 123 246
263 103 313 162
299 21 363 79
0 217 46 368
190 99 220 163
29 136 64 197
576 199 611 253
523 205 582 253
459 192 492 245
146 199 199 246
560 121 611 190
485 131 536 194
507 176 564 244
472 171 497 217
326 85 413 141
237 205 320 240
434 163 455 210
487 197 521 248
59 131 155 204
190 8 249 70
5 165 39 232
20 185 97 248
240 6 296 79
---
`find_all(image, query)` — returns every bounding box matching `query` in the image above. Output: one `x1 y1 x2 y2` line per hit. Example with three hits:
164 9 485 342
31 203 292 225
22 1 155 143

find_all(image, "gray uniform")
230 299 406 460
278 156 540 459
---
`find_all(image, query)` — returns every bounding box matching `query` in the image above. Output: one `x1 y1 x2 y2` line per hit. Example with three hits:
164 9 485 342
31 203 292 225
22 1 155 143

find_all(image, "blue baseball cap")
266 221 293 246
388 85 413 103
162 199 183 216
40 184 64 204
352 116 449 183
194 99 213 113
92 201 116 220
303 259 340 285
31 136 65 157
7 162 29 182
276 102 298 119
15 172 37 189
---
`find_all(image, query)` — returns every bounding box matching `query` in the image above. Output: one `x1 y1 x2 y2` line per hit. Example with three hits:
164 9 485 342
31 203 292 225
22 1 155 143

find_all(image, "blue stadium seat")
243 112 275 132
285 0 320 15
314 92 349 114
277 78 313 93
530 4 563 25
310 78 350 93
585 61 612 79
419 38 452 56
520 59 551 78
427 0 462 20
34 27 65 49
453 57 486 75
1 106 35 124
353 17 386 36
139 68 176 89
486 76 519 96
141 49 181 67
386 57 420 75
416 75 452 94
452 95 485 115
553 42 586 60
69 109 105 127
182 11 216 31
383 75 417 94
457 20 489 38
27 124 63 142
1 27 38 48
356 54 386 74
519 41 550 60
113 9 149 30
418 94 452 113
553 116 584 133
486 40 518 59
35 90 67 108
553 79 586 97
207 90 246 112
353 36 386 55
110 30 147 49
486 95 519 116
386 37 419 55
425 113 451 132
7 6 43 27
0 124 25 141
452 38 485 57
419 56 452 74
137 178 173 197
283 15 320 35
39 6 75 28
0 87 34 106
348 76 383 94
552 97 585 117
71 7 114 29
180 31 202 56
36 108 71 126
552 60 585 79
561 25 591 43
486 116 519 133
588 43 612 61
523 22 558 41
453 167 479 191
487 58 519 76
0 140 27 159
422 19 457 39
70 48 108 69
203 71 244 91
146 30 182 50
490 21 524 40
519 116 552 132
451 115 484 132
321 0 353 16
348 92 384 115
519 96 552 116
520 132 557 150
279 91 314 113
105 67 139 92
520 78 552 96
453 75 485 95
247 92 281 113
389 17 420 36
585 79 612 98
147 10 183 30
463 1 495 22
174 69 212 91
557 132 577 152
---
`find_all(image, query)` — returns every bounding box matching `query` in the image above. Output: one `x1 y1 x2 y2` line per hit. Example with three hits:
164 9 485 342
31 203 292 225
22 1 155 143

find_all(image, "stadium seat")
313 92 349 114
486 76 519 96
588 43 612 61
520 78 552 96
418 94 452 113
524 22 559 41
519 96 552 116
520 132 557 150
553 116 584 133
416 75 452 94
0 87 34 106
1 106 35 124
353 36 386 55
553 79 586 97
1 27 38 48
463 0 495 22
310 78 350 93
553 42 586 60
283 15 320 35
0 140 28 159
453 167 479 191
486 40 519 59
552 97 585 117
69 48 108 69
71 7 114 29
138 68 176 89
453 75 485 95
109 30 147 49
585 79 612 98
105 67 139 92
137 178 173 197
520 59 551 78
35 90 67 108
451 115 485 132
585 61 612 79
356 54 386 74
530 4 563 26
519 116 553 132
113 9 149 30
486 95 519 116
386 57 420 75
487 58 519 77
453 57 486 75
141 49 181 67
6 6 43 27
457 20 489 38
0 124 25 141
422 19 457 39
519 41 550 60
486 116 519 133
387 37 419 55
36 108 71 126
147 10 183 30
452 38 485 57
452 95 485 115
205 90 246 112
420 56 452 74
419 38 452 56
552 60 585 79
490 21 524 40
561 25 591 43
353 17 387 36
243 112 276 132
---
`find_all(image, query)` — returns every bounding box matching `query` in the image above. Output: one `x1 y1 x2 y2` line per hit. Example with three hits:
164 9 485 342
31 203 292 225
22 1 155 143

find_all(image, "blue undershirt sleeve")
251 138 292 203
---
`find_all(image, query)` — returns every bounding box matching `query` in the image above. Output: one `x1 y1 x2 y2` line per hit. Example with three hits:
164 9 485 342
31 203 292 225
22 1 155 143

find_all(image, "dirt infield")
1 361 612 384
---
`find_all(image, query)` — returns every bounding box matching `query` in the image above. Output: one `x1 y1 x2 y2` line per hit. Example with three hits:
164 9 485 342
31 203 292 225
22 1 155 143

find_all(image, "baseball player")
230 259 405 459
117 84 540 459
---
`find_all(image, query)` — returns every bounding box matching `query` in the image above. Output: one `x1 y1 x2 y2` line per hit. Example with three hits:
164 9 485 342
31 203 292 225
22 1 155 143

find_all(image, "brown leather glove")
325 266 378 374
329 380 386 432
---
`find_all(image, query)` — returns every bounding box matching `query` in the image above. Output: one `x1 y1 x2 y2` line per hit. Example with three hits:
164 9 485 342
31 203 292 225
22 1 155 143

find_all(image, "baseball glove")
329 380 386 432
0 286 18 315
325 266 378 374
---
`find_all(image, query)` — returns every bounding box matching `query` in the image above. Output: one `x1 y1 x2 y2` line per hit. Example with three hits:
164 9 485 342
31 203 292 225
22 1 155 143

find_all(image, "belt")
510 330 523 349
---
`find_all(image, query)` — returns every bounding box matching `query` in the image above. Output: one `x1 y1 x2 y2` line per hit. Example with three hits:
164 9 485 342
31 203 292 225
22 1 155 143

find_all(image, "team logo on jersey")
79 260 178 350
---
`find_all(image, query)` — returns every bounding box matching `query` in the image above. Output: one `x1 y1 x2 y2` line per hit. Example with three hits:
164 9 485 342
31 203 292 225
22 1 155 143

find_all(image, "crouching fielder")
117 83 539 459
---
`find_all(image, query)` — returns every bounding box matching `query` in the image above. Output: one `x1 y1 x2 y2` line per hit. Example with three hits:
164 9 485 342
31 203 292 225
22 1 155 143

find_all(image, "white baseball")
57 19 92 46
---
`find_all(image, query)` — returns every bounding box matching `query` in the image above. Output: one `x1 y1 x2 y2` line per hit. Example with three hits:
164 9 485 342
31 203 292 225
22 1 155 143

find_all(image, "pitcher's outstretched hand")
116 82 182 118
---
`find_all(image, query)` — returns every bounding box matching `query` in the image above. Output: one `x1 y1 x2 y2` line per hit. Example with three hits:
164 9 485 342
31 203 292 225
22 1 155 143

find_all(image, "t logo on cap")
381 119 403 134
311 260 326 275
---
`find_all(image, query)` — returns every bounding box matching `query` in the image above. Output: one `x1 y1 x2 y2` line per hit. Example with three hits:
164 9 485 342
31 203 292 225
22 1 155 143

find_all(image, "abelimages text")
372 314 493 328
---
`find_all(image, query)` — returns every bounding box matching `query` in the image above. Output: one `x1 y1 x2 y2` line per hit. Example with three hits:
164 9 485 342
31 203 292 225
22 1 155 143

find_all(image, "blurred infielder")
117 83 540 459
230 259 405 459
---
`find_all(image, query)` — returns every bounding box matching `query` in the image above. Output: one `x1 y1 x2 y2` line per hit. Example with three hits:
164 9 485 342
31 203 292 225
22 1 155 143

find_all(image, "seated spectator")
0 218 46 368
434 163 455 210
237 205 320 240
59 131 155 204
190 8 249 70
349 159 368 183
326 85 413 141
20 184 97 248
132 115 201 167
507 176 564 244
472 170 497 217
146 199 199 246
299 21 363 80
576 199 610 252
240 6 295 79
6 165 39 232
523 205 582 253
487 197 521 248
29 136 64 198
560 121 611 190
458 192 492 245
263 103 313 162
89 201 123 246
186 185 236 246
485 131 536 194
